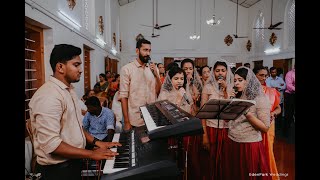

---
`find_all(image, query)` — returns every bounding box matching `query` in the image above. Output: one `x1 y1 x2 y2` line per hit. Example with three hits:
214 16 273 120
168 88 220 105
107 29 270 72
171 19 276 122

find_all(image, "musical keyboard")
103 132 135 173
101 126 179 180
140 100 203 140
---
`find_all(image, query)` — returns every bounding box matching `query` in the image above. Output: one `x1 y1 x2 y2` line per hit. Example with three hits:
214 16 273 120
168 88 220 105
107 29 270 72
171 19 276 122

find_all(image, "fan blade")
268 27 282 30
233 34 247 38
157 24 172 28
270 22 283 28
140 24 154 28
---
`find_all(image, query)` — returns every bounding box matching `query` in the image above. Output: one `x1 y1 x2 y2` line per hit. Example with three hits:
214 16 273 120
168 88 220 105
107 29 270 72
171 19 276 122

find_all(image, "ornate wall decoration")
98 16 104 35
224 35 233 46
136 33 144 42
269 32 277 46
113 33 116 46
246 40 252 51
67 0 76 10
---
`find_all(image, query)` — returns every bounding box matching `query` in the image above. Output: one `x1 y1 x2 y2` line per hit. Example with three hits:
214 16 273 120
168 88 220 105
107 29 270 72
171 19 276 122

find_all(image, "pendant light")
206 0 222 26
190 0 200 40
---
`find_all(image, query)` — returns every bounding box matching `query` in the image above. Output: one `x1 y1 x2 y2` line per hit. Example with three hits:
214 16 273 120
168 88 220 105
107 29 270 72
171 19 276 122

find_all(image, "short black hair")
157 63 163 68
85 96 101 107
136 38 151 49
199 65 210 76
50 44 82 72
166 62 179 72
167 66 187 90
213 61 228 71
99 73 106 79
181 58 194 69
231 67 236 74
269 66 276 72
235 67 248 80
244 63 250 66
253 66 265 74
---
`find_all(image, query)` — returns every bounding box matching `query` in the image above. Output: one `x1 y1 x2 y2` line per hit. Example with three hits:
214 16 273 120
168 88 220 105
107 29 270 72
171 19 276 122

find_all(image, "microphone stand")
166 136 184 179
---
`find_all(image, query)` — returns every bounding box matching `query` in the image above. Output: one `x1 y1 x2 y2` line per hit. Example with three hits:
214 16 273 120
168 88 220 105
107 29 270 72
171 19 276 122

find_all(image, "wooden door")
164 57 174 70
83 47 91 92
236 63 242 68
105 57 110 73
25 23 44 136
111 59 119 73
195 57 208 68
105 57 119 74
273 58 292 79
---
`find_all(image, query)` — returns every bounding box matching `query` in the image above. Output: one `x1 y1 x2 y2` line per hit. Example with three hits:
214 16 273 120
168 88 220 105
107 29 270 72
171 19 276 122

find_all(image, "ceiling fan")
150 26 160 38
140 0 172 30
146 0 159 38
253 0 282 30
233 0 248 38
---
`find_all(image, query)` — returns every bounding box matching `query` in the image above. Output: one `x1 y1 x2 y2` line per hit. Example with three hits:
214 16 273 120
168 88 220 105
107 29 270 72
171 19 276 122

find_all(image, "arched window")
287 0 295 48
254 11 265 54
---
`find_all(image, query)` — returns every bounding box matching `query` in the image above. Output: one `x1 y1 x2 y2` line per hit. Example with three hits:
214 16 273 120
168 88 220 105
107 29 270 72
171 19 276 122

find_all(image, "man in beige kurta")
119 39 161 131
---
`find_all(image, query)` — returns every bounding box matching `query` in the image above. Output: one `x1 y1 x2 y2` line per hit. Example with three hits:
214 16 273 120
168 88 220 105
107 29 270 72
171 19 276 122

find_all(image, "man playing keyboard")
29 44 121 180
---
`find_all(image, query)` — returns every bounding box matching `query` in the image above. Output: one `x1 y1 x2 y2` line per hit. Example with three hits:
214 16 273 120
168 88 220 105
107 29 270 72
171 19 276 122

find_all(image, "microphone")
230 86 238 99
147 57 155 76
188 77 194 86
147 56 151 66
179 86 190 105
218 75 223 90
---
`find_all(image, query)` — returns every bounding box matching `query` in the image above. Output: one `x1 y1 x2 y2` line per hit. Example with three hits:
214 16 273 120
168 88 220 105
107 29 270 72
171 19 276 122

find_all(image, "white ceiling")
229 0 262 8
119 0 261 8
118 0 136 6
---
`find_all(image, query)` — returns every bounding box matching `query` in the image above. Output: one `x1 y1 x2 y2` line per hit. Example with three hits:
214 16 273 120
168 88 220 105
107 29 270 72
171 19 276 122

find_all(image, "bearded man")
119 38 161 132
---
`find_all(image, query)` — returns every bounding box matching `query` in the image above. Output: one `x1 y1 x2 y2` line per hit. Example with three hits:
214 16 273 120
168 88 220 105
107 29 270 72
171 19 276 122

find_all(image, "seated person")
83 96 115 149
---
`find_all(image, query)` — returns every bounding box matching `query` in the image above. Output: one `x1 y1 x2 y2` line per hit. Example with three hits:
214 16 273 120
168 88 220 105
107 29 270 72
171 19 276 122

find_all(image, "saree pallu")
262 121 279 180
263 86 280 180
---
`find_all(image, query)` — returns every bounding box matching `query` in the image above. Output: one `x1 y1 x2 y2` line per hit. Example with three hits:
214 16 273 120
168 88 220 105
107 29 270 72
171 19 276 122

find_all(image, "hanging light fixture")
206 0 222 26
190 0 200 40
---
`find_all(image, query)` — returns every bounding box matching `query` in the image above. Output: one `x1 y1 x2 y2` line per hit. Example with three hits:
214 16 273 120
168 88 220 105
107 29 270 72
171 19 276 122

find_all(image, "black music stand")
196 98 255 120
195 98 255 178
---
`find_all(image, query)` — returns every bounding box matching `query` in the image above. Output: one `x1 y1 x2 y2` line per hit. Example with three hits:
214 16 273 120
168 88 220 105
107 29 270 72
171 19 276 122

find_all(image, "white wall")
25 0 294 99
247 0 295 68
110 0 121 52
119 0 250 68
119 0 294 68
25 0 121 97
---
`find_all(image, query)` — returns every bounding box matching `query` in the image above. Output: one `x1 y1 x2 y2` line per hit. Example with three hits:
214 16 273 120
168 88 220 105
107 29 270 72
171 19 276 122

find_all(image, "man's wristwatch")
92 137 99 146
